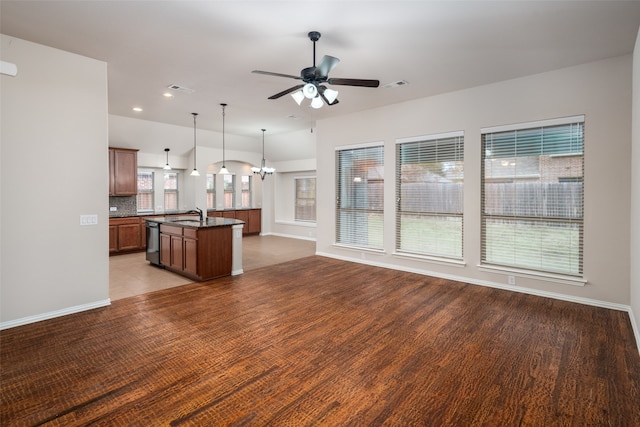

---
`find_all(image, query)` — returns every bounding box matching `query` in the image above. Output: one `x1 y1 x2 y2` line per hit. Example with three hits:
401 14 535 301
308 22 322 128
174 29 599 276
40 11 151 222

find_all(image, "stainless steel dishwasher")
145 220 161 266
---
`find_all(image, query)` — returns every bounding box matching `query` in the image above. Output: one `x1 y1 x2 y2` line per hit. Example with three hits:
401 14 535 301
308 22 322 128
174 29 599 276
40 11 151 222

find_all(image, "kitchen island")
146 216 244 281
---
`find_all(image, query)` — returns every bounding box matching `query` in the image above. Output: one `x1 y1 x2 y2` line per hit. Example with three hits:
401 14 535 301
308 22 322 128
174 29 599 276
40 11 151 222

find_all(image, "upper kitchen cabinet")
109 147 138 196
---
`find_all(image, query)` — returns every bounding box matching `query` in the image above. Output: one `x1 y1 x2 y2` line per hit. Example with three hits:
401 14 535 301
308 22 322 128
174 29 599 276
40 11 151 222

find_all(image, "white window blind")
240 175 251 208
396 133 464 259
336 144 384 250
481 119 584 276
295 177 316 222
223 174 235 209
136 171 154 212
164 172 178 211
206 173 216 210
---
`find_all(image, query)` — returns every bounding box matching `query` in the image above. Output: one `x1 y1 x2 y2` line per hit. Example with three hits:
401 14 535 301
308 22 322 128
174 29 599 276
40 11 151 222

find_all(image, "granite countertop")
145 216 244 229
110 208 258 219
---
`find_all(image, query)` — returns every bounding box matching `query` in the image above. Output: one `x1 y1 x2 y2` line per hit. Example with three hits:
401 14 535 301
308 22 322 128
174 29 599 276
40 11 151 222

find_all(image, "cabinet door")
140 221 146 249
160 233 171 266
118 223 141 251
108 149 115 196
109 225 118 253
234 210 250 235
183 237 197 276
170 235 184 270
248 209 261 234
112 149 138 195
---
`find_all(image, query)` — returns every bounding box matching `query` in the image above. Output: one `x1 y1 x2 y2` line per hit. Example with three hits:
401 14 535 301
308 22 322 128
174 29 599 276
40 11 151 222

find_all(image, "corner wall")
316 55 633 309
1 35 109 327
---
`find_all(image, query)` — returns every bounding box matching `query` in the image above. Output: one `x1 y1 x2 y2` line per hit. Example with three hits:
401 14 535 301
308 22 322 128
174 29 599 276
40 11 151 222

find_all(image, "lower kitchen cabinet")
159 223 232 281
109 217 143 254
207 208 261 235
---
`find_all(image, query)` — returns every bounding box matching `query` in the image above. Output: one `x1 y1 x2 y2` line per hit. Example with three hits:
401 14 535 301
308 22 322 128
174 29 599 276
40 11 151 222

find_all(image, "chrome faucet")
186 207 204 221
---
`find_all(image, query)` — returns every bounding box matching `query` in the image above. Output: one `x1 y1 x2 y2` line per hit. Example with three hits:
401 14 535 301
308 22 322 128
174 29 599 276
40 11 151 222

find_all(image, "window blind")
396 133 464 259
481 120 584 276
295 177 316 222
206 173 216 210
164 172 178 211
137 171 154 212
336 144 384 249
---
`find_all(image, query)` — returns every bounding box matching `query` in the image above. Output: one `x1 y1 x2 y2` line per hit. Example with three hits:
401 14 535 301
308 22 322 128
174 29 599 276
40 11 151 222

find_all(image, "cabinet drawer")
183 228 197 239
160 224 183 236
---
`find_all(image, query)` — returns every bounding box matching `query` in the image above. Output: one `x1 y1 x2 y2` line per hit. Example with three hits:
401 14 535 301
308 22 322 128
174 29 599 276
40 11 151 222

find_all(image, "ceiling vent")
167 84 195 94
383 80 409 89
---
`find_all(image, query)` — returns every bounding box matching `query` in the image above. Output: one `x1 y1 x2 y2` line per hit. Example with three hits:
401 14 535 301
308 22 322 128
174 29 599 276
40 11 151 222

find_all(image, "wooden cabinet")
109 225 119 253
207 208 261 235
247 209 262 234
109 147 138 196
160 223 232 281
109 217 143 254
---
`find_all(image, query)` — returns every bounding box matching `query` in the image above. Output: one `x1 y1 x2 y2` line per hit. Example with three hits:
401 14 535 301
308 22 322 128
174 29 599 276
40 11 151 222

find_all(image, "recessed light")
163 92 174 98
132 107 143 112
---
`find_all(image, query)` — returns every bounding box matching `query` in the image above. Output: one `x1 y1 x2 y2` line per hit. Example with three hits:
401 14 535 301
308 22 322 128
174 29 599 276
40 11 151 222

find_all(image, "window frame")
164 171 179 212
480 115 585 281
395 131 464 261
136 170 154 213
223 174 235 209
335 142 385 251
240 175 252 208
206 173 216 210
295 176 317 223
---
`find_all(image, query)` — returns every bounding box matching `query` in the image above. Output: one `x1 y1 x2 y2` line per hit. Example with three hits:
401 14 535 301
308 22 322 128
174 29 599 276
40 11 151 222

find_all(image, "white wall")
630 28 640 346
1 35 109 327
317 55 633 308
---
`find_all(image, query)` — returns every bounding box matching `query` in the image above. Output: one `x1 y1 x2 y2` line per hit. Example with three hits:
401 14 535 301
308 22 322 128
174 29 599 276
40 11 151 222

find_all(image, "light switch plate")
80 214 98 226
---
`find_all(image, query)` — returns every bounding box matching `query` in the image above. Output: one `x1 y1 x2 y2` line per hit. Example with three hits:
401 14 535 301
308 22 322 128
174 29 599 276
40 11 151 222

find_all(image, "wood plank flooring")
2 256 639 426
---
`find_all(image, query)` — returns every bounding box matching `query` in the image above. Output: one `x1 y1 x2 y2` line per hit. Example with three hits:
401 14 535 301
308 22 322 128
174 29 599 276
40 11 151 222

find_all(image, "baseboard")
0 299 111 330
628 307 640 355
261 231 316 242
316 251 636 325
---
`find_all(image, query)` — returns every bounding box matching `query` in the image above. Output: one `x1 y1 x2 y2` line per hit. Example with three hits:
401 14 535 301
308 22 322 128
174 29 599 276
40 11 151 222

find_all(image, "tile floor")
109 235 316 301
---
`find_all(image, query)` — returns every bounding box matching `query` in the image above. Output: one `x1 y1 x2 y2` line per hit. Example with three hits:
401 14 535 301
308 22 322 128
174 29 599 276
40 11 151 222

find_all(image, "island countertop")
144 216 244 229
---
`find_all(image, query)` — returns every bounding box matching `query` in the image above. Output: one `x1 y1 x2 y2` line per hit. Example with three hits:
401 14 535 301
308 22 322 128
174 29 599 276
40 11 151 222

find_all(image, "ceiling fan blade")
327 78 380 88
268 84 305 100
252 70 301 80
315 55 340 78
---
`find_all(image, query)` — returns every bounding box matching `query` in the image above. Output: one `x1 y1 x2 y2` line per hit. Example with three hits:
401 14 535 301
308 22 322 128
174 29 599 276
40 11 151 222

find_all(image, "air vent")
167 84 195 94
383 80 409 89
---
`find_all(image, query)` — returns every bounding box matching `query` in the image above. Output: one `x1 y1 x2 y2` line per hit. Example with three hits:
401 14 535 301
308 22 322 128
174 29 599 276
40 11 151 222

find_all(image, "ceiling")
2 1 640 143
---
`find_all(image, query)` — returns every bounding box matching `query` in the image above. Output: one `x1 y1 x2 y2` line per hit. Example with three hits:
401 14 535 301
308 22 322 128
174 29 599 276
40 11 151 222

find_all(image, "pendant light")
219 103 229 175
163 148 171 170
251 129 275 180
190 113 200 176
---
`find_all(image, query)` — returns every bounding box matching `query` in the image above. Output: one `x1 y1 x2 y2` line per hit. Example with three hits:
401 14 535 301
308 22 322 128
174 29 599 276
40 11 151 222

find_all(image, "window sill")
393 251 466 267
275 220 316 228
333 243 386 256
477 264 586 287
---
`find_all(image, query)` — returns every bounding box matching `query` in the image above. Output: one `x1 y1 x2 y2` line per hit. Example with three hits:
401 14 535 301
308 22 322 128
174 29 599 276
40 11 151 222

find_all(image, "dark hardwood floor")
2 256 639 426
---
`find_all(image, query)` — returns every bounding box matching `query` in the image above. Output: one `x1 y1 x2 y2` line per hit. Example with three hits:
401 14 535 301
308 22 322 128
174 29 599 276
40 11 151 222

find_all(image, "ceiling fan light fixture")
291 90 305 105
303 83 317 99
323 87 339 104
310 96 324 109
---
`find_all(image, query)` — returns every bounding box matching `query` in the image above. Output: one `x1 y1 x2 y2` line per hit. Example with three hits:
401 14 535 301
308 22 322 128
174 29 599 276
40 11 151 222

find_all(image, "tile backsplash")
109 196 137 217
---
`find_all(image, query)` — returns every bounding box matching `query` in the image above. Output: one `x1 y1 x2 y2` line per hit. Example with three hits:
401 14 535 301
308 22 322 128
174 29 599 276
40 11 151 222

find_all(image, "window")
137 171 154 212
336 144 384 250
206 173 216 210
396 132 464 259
481 117 584 276
164 172 178 211
295 177 316 222
223 174 235 209
240 175 251 208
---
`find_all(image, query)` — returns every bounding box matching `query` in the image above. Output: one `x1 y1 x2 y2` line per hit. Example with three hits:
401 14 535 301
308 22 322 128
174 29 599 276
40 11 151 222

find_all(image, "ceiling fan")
252 31 380 108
